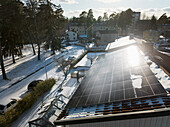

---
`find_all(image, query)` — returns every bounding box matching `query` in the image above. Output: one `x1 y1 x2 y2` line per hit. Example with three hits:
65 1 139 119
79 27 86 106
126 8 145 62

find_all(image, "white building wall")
66 115 170 127
69 26 86 35
67 31 77 41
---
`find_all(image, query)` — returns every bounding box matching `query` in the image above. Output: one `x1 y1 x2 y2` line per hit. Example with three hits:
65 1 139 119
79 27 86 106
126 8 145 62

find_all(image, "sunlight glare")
127 46 140 67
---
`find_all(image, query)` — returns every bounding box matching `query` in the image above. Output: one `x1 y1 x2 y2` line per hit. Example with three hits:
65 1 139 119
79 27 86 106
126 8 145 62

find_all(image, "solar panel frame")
65 45 167 109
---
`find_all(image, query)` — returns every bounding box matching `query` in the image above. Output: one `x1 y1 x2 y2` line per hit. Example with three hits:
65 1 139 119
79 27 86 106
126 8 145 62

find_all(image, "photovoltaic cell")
77 96 88 107
66 45 167 109
100 92 109 103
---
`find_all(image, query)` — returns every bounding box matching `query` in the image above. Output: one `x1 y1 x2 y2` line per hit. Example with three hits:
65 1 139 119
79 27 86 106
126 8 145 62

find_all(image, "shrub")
0 78 56 127
71 50 87 67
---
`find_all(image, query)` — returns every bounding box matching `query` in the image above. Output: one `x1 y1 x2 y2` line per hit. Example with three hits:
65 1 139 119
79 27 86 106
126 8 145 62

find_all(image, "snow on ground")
0 59 57 105
12 74 78 127
0 51 54 93
9 45 84 127
68 41 79 45
0 44 58 92
1 38 169 126
64 45 85 59
0 45 84 105
106 36 136 50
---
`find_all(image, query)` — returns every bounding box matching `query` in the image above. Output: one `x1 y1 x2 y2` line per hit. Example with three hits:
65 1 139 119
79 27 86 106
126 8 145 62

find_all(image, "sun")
127 45 141 67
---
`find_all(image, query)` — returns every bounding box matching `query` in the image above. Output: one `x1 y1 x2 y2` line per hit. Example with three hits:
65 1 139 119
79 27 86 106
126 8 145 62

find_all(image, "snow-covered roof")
106 36 136 51
75 52 106 67
56 96 170 121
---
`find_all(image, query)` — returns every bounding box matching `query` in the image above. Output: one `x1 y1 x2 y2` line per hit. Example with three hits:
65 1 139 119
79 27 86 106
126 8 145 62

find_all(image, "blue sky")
53 0 170 18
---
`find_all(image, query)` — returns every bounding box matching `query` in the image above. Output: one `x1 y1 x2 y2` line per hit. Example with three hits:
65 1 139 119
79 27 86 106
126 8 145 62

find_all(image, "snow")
164 47 170 50
68 41 79 45
88 43 94 48
62 96 167 120
106 36 136 50
131 75 143 88
60 79 77 98
148 60 170 90
0 45 84 105
1 37 169 126
7 45 85 127
144 55 170 91
0 50 55 93
75 52 106 67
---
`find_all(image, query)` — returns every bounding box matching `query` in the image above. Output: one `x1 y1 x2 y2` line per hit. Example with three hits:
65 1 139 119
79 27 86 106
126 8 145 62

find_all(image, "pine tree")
150 15 157 30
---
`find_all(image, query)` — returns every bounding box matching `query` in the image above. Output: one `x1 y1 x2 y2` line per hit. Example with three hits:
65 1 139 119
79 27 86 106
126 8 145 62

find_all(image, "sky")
52 0 170 19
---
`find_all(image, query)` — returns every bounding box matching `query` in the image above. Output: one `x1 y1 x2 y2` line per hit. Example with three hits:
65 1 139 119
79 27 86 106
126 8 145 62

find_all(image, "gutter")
54 108 170 125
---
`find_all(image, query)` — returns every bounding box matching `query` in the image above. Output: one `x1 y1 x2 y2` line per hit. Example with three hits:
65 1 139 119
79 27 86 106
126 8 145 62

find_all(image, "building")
68 23 87 36
68 22 116 39
92 23 108 33
92 22 115 34
157 24 170 34
132 12 141 24
66 31 77 41
135 20 150 35
143 30 159 42
130 12 141 33
53 45 170 127
96 30 118 45
28 43 170 127
79 35 88 43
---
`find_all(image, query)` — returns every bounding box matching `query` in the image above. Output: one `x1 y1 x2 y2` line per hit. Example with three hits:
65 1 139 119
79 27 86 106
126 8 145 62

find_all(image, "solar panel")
66 45 167 109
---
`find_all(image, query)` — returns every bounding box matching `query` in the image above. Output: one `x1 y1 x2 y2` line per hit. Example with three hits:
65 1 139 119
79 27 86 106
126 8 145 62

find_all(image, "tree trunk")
38 43 40 60
0 43 8 80
64 74 67 80
26 25 36 55
11 50 16 63
51 47 55 55
19 45 22 56
31 43 36 55
30 0 41 60
33 13 40 60
64 70 68 80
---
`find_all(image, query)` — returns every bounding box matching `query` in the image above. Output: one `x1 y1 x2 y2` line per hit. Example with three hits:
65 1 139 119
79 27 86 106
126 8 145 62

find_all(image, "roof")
136 20 150 26
157 24 170 26
135 20 151 31
55 95 170 123
97 30 118 34
66 45 167 109
79 35 88 38
133 12 141 14
54 45 170 125
69 23 87 26
93 22 107 26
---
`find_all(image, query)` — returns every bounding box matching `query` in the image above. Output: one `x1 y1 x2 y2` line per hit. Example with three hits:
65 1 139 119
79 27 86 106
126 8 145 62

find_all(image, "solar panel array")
66 45 167 108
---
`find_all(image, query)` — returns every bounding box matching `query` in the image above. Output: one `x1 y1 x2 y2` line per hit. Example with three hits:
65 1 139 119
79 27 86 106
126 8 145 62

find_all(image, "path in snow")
0 45 84 105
